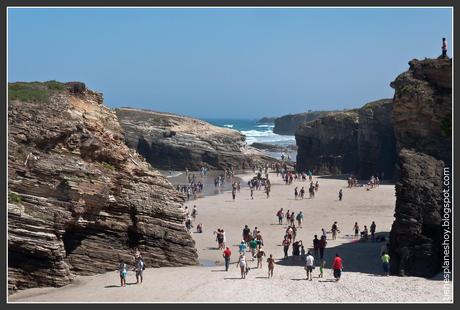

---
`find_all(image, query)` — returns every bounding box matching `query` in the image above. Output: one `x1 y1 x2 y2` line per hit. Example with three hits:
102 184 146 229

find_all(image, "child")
118 260 128 287
319 259 326 278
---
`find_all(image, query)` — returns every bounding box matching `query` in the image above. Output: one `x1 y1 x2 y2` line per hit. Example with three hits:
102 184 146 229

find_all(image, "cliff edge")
8 82 198 293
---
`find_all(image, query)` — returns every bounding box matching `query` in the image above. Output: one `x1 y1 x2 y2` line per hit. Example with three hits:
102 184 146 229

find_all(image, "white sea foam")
223 124 234 128
255 124 274 128
241 129 295 145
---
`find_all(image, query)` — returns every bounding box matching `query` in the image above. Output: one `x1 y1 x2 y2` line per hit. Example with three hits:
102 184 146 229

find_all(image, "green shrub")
8 80 66 103
8 192 22 204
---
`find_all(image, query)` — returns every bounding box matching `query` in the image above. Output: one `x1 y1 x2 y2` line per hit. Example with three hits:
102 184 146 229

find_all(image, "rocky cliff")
295 99 396 178
273 111 334 135
357 99 397 179
295 110 360 175
389 58 452 277
116 108 275 171
257 117 276 124
8 82 198 293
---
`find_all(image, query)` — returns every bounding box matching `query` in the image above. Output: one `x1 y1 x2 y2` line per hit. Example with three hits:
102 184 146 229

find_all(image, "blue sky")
8 8 452 118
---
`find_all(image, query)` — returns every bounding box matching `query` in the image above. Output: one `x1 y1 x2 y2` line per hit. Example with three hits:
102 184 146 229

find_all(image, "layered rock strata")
116 108 276 170
389 58 452 277
8 82 198 292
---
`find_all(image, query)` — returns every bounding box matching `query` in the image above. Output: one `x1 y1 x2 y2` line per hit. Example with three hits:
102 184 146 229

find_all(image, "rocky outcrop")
116 108 275 170
295 110 360 175
273 111 334 135
391 58 452 163
295 100 397 179
257 117 276 124
389 58 452 277
357 99 397 179
8 82 198 293
389 149 444 277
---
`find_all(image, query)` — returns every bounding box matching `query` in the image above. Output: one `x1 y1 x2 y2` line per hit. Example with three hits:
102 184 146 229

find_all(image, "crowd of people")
115 164 393 287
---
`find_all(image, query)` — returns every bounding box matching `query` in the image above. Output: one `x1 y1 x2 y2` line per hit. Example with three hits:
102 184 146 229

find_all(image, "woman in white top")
237 253 247 279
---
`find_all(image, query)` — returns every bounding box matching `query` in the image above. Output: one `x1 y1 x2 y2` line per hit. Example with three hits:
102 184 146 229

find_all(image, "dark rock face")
257 117 276 124
295 100 397 179
8 83 198 293
295 111 360 175
274 111 334 135
357 100 397 180
389 149 444 277
389 58 452 277
391 58 452 164
116 108 276 171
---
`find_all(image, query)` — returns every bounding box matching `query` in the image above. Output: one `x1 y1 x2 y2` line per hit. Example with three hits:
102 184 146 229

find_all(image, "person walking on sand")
338 189 343 201
191 205 197 219
442 37 448 58
319 235 327 259
370 221 377 241
322 228 327 240
294 187 299 200
332 253 343 282
267 254 275 278
118 260 128 287
296 211 304 228
242 225 251 244
290 212 295 226
331 221 340 240
232 186 236 201
319 259 326 278
300 187 305 199
276 208 284 225
223 247 232 271
239 240 247 254
237 253 247 279
305 251 315 281
313 235 320 258
282 237 291 258
381 251 391 276
256 247 266 269
134 256 145 284
353 222 360 239
286 210 291 224
249 238 258 260
250 184 254 200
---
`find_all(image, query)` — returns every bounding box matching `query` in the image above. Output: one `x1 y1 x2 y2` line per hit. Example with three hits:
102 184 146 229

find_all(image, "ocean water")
204 118 296 146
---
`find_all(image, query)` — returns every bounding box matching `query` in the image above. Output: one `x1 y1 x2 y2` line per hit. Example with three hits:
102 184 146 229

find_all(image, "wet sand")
9 172 450 303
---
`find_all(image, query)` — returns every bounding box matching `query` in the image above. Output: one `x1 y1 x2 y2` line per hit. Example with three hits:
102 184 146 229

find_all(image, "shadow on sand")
275 232 391 276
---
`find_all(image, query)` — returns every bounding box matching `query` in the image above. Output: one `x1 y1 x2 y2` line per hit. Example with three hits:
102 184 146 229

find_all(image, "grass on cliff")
8 81 66 103
8 192 22 204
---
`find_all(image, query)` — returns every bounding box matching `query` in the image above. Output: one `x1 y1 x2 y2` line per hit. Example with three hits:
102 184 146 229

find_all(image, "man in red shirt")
332 253 343 281
223 247 232 271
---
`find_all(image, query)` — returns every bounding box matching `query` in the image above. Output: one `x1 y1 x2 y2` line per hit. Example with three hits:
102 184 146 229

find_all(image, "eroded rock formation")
116 108 276 170
389 58 452 277
8 82 198 293
273 111 334 135
295 110 360 175
295 99 396 179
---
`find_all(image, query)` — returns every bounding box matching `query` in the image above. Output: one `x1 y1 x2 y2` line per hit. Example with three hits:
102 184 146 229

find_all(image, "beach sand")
9 173 449 303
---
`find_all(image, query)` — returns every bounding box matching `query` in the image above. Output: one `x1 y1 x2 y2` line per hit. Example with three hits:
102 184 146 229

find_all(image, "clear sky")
8 7 452 119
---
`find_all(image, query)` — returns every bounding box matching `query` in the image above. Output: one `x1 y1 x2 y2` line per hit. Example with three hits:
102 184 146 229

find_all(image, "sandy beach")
9 172 449 303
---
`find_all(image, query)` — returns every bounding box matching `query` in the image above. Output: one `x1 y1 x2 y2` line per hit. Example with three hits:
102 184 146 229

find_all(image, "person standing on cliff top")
442 38 448 58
